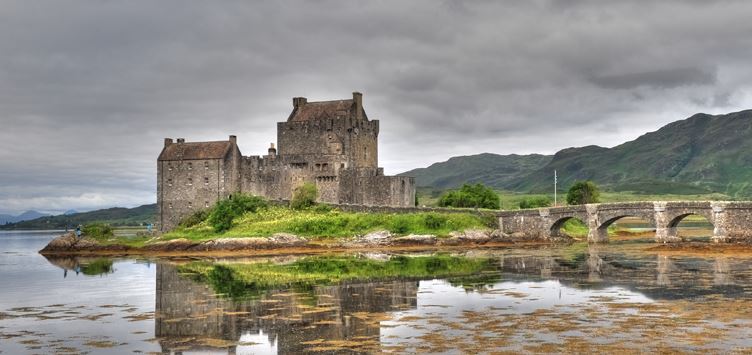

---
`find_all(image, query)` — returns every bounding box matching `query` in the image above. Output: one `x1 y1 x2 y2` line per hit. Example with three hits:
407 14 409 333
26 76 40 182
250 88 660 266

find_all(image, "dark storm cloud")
1 0 752 214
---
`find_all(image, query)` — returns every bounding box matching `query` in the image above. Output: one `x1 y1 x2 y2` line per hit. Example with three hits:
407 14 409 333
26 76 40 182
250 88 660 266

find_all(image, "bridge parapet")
497 201 752 244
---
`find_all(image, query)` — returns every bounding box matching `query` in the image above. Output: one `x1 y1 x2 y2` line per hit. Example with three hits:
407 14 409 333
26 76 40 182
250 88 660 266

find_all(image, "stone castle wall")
157 93 416 231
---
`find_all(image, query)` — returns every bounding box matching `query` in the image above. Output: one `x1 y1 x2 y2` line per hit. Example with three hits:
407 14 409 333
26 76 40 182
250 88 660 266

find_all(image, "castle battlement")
156 92 416 231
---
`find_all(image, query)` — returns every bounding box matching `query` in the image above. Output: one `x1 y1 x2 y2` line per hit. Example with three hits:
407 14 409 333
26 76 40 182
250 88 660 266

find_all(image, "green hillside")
403 109 752 198
1 204 156 230
399 153 551 189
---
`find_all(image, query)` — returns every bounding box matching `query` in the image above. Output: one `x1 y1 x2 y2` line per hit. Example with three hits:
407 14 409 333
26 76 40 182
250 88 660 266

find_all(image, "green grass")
162 206 487 241
179 254 495 300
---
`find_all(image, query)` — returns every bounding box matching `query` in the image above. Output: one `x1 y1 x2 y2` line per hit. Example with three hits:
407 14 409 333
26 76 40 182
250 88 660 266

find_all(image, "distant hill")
1 204 156 230
399 153 552 189
0 210 50 224
402 109 752 197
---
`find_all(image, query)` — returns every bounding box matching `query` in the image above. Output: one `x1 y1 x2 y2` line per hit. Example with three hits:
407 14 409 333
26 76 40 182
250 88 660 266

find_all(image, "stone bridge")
497 201 752 243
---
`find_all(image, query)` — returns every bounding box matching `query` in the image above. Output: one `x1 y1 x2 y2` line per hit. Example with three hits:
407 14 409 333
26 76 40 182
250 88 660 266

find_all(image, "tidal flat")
3 230 752 354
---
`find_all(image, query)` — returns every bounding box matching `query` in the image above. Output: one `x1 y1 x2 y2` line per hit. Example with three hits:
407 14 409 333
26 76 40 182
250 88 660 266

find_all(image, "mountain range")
0 204 155 230
0 210 50 225
400 109 752 197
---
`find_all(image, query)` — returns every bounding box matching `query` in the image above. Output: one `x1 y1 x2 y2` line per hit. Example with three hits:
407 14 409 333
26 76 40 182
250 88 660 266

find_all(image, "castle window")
188 202 192 208
340 163 345 169
204 161 209 170
168 178 173 187
205 201 209 208
168 203 173 209
187 178 193 186
204 177 209 185
168 163 173 171
188 162 193 170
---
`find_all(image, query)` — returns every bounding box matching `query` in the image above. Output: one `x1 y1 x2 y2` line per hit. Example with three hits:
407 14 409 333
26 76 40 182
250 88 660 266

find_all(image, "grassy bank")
163 206 488 241
180 254 494 299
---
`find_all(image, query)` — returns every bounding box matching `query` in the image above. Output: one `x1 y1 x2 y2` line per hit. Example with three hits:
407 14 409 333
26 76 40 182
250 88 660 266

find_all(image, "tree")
566 181 601 205
291 182 318 210
519 196 552 209
437 183 500 209
208 194 267 232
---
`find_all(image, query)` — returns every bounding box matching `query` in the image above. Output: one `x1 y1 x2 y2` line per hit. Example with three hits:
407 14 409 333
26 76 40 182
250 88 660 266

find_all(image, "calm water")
2 230 752 354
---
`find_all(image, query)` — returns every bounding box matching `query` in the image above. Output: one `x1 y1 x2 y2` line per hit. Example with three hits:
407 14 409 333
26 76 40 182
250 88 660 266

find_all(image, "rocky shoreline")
39 229 567 256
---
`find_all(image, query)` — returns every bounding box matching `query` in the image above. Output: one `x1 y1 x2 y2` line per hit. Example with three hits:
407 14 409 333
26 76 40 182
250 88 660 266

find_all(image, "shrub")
423 213 447 229
519 196 552 209
82 223 113 239
566 181 601 205
389 215 412 234
312 203 333 213
437 183 500 209
291 182 318 210
208 194 268 232
179 209 209 228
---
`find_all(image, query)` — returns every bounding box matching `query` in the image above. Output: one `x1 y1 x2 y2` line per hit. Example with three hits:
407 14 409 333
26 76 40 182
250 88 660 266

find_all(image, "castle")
157 92 416 231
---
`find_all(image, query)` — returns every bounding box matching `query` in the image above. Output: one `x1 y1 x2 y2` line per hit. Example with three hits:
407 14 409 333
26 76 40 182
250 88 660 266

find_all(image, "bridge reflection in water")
154 263 418 354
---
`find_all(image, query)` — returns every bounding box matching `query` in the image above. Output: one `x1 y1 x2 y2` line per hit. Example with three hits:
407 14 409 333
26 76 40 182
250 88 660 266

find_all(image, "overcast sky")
2 0 752 215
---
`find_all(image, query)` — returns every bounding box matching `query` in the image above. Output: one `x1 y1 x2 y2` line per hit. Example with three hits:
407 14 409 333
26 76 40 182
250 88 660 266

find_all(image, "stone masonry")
157 92 416 231
498 201 752 243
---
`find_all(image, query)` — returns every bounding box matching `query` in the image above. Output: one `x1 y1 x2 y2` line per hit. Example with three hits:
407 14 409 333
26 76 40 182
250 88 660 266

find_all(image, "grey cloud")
1 0 752 214
590 67 717 90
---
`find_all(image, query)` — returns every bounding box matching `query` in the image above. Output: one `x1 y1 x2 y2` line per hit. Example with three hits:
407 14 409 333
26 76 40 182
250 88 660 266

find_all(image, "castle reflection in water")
155 263 418 354
151 247 750 354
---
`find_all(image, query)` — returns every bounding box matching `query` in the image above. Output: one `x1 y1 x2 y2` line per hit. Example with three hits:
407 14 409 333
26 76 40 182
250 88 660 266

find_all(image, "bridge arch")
596 214 656 240
550 216 588 239
667 213 714 241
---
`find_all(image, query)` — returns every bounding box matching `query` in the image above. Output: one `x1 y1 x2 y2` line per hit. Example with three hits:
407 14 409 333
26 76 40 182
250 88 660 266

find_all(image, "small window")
167 178 173 187
340 163 345 169
168 203 173 209
205 201 209 208
204 161 209 170
204 177 209 185
168 163 173 171
188 162 193 170
187 178 193 186
188 202 192 208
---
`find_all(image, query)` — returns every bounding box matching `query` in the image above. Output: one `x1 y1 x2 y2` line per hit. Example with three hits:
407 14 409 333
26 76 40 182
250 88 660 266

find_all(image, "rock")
438 236 461 246
454 229 492 243
41 233 78 252
393 234 437 245
510 232 527 240
489 229 511 241
269 233 308 247
342 230 392 248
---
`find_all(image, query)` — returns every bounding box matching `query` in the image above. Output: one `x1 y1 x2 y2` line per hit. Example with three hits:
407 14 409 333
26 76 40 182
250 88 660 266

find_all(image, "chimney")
293 97 307 108
268 143 277 157
353 92 363 119
229 135 237 144
164 138 173 147
176 138 185 144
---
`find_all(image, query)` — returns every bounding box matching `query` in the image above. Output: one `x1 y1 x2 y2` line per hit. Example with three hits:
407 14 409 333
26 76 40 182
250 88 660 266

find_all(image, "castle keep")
157 92 416 231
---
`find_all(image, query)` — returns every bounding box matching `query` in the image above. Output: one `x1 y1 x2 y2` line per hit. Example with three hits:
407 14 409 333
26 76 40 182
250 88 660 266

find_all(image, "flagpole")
554 170 557 207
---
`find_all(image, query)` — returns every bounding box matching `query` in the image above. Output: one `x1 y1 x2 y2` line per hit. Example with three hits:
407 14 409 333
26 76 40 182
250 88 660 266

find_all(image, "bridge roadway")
497 201 752 243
